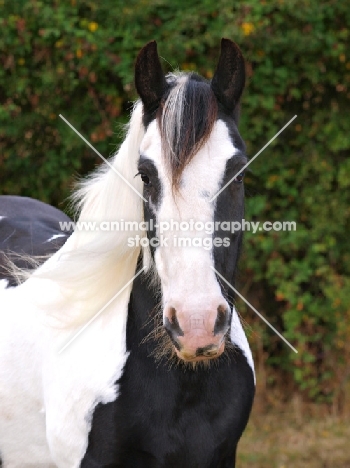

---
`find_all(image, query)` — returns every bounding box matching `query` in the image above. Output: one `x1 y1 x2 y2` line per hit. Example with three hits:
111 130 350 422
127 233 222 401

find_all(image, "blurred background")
1 0 349 466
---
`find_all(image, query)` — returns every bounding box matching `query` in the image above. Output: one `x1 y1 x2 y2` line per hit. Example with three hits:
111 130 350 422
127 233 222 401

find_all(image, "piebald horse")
0 39 255 467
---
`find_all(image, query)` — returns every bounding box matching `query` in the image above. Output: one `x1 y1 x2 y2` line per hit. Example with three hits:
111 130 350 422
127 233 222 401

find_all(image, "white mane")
30 101 146 325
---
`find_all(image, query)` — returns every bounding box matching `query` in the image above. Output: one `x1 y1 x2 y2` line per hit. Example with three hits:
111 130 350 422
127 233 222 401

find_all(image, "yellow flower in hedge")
76 48 82 58
241 22 254 36
88 22 98 32
17 58 25 65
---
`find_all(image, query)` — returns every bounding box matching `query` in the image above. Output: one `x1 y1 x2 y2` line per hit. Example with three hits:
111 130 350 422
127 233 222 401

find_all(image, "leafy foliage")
1 0 349 400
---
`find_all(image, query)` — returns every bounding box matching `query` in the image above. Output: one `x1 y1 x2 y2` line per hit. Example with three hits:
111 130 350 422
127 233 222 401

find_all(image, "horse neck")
127 263 160 351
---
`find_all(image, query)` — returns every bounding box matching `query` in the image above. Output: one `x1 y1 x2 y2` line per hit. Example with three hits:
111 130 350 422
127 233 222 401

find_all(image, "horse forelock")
157 73 218 189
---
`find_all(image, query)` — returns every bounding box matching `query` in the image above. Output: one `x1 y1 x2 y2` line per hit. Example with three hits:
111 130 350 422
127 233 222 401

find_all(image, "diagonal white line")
58 266 146 353
59 114 147 202
211 266 298 353
209 115 297 202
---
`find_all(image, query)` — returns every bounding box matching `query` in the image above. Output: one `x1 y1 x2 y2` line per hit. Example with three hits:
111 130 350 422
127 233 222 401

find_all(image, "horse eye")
140 173 151 186
234 171 245 183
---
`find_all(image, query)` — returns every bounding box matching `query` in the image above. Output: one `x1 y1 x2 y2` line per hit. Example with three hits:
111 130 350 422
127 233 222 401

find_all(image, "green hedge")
1 0 349 400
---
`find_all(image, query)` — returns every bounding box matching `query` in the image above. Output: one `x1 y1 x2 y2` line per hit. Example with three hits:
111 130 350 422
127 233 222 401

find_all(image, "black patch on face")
137 156 162 209
137 156 162 256
212 116 247 301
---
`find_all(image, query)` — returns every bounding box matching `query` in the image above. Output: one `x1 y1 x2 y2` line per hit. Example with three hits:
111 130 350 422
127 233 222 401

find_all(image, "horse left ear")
135 41 167 115
211 39 245 116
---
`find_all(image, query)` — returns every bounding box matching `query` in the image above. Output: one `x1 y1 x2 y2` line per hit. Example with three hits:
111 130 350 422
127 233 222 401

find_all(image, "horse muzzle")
164 303 230 362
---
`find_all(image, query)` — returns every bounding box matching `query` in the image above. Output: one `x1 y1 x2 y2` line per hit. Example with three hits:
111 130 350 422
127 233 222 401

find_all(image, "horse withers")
0 39 255 468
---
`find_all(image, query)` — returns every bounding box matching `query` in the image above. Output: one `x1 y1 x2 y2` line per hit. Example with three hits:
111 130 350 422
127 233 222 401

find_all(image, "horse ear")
211 38 245 116
135 41 167 114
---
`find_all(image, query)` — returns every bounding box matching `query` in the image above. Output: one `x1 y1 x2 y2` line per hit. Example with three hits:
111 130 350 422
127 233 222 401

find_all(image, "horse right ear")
135 41 167 115
211 38 245 116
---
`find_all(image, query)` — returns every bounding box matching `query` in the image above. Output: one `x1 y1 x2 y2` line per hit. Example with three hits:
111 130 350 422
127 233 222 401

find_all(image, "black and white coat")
0 39 255 468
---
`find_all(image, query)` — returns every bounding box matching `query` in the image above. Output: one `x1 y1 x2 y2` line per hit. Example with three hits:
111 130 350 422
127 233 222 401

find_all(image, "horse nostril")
213 304 230 335
164 307 184 339
196 344 219 357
